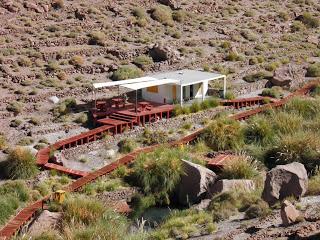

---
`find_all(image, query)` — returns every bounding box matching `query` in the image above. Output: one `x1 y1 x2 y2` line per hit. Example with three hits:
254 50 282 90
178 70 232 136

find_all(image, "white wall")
142 84 176 104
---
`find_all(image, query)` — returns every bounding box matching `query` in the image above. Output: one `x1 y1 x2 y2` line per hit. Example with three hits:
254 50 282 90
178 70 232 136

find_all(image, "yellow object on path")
53 190 66 204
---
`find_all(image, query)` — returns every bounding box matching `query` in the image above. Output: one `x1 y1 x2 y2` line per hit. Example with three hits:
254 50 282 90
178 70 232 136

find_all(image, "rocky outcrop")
305 205 320 222
177 160 217 206
262 162 308 206
281 200 301 226
158 0 181 9
271 64 306 87
149 43 181 63
208 179 255 197
23 2 43 13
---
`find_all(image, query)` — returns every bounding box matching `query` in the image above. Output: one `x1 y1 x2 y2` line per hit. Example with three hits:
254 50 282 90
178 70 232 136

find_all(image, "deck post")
180 85 183 106
223 76 227 99
202 82 205 102
135 90 138 113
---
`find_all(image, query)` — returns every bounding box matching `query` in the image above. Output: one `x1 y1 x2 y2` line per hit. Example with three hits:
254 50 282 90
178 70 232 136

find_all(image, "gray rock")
177 160 217 206
191 199 211 211
271 64 305 87
158 0 181 9
281 200 301 226
149 43 181 62
262 162 308 206
48 96 60 104
208 179 255 197
304 205 320 222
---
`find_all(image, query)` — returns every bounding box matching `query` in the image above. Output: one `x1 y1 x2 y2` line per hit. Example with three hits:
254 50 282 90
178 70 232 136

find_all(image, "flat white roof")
149 69 225 86
93 69 225 90
122 79 179 90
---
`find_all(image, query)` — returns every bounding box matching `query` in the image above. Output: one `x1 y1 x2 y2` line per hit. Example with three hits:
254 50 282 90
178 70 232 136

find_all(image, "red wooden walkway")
0 81 318 239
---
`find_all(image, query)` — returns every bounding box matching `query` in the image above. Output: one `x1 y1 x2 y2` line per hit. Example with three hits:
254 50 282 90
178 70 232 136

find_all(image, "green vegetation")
0 134 6 150
261 87 283 99
299 12 320 28
306 63 320 77
307 167 320 196
0 180 30 224
151 5 174 26
5 147 38 179
69 55 85 67
118 138 137 153
203 117 244 151
52 98 76 118
173 98 220 116
6 101 23 114
89 31 106 46
82 178 126 195
220 154 260 179
311 85 320 97
140 128 169 145
151 209 216 239
130 147 184 205
133 55 153 68
243 71 271 83
111 66 143 81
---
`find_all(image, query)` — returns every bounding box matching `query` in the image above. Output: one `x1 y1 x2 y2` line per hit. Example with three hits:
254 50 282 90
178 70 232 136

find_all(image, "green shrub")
63 195 106 225
261 87 282 99
307 167 320 196
244 115 275 145
243 71 270 83
46 61 60 72
299 12 320 28
224 92 235 100
111 66 143 81
118 138 137 153
75 112 88 124
0 195 20 224
17 137 34 146
6 147 38 179
244 200 271 219
203 117 244 151
133 55 153 68
306 63 320 77
151 5 174 26
132 7 146 19
69 55 84 67
89 31 106 46
52 98 76 117
225 52 243 61
17 56 32 67
130 146 184 205
6 101 23 114
270 111 303 134
150 209 215 239
173 10 187 22
264 131 320 172
141 128 169 145
52 0 64 9
220 154 260 179
0 135 6 150
284 97 320 119
190 101 201 113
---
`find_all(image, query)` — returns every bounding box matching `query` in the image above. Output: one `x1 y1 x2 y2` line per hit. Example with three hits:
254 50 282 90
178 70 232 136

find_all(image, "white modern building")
93 69 226 106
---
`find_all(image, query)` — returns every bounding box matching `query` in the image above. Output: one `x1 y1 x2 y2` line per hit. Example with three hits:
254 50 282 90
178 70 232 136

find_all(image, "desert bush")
141 128 169 145
265 62 280 72
291 21 306 32
0 195 20 224
220 154 260 179
63 195 105 225
203 117 244 151
52 0 64 9
118 138 137 153
111 66 143 81
208 190 267 221
0 134 6 150
225 52 243 61
52 98 76 117
133 55 153 68
82 178 125 195
311 85 320 97
190 101 201 113
224 91 235 100
10 119 22 127
17 56 32 67
69 55 84 67
269 111 303 134
18 137 34 146
46 61 60 72
284 97 320 119
306 63 320 77
150 209 215 239
264 131 320 172
151 5 174 26
244 200 271 219
299 12 320 28
5 147 38 179
132 7 146 19
243 71 270 83
173 10 187 22
6 101 23 114
261 87 282 98
89 31 106 46
130 146 184 205
307 167 320 196
244 115 275 145
75 112 88 124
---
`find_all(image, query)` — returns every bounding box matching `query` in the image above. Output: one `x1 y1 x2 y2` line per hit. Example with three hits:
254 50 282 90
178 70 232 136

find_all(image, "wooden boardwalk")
0 81 317 239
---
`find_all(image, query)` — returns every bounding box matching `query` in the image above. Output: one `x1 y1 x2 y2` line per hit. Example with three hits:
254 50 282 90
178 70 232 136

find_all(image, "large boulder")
158 0 181 9
208 179 255 197
271 64 305 87
281 200 301 226
177 160 217 206
262 162 308 206
149 43 181 62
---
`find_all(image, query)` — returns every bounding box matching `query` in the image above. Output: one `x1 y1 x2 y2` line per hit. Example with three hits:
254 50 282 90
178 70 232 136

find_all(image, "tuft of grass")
150 209 215 239
220 154 261 179
5 147 38 179
306 63 320 77
307 167 320 196
244 115 275 145
69 55 84 67
6 101 23 114
151 5 174 26
118 138 137 153
243 71 271 83
261 87 282 99
130 146 184 205
133 55 153 68
203 117 244 151
141 128 169 145
299 12 320 28
88 31 106 46
111 66 143 81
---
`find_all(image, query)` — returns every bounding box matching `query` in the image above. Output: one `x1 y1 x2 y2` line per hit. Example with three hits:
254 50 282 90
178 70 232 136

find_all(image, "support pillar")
223 76 227 99
180 85 183 106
